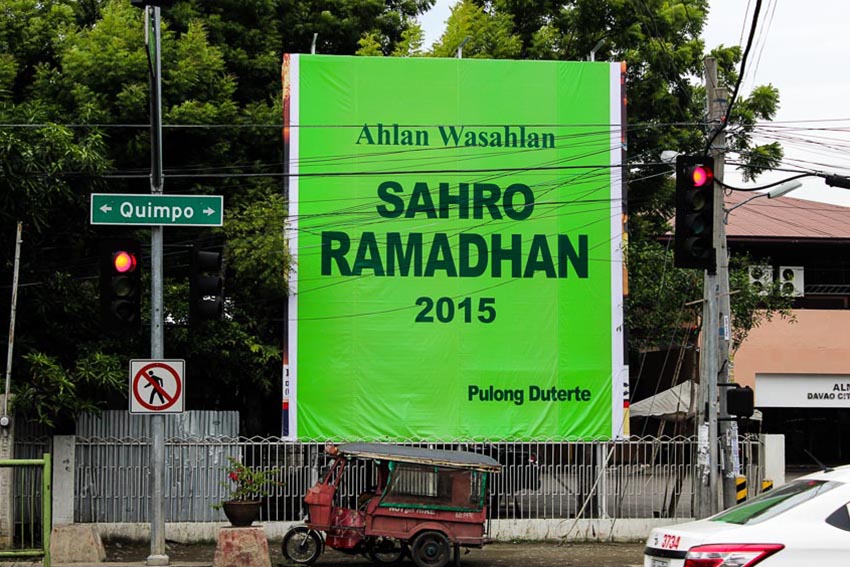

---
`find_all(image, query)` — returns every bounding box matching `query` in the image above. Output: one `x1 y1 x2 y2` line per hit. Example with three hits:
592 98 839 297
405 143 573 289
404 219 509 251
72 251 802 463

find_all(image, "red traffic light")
675 155 716 271
690 165 713 187
113 251 138 273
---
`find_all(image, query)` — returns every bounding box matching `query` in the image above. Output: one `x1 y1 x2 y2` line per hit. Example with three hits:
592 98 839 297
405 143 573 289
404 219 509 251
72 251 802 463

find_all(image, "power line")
704 0 764 154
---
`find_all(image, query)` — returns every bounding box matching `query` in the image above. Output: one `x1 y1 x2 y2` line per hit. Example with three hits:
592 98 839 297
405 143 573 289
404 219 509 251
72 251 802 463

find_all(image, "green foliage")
394 25 426 56
431 0 522 59
357 32 385 56
627 240 796 354
728 255 795 351
727 84 783 181
0 0 789 432
462 0 785 356
225 193 289 298
13 351 124 428
626 239 703 351
214 456 281 504
356 20 426 56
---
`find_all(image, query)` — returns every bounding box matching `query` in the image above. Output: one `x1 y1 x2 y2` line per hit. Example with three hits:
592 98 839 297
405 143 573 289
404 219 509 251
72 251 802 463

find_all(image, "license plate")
651 559 669 567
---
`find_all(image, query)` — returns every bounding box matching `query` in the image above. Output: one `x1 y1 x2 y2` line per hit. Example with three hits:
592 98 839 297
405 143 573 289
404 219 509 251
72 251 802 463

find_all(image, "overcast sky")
419 1 850 206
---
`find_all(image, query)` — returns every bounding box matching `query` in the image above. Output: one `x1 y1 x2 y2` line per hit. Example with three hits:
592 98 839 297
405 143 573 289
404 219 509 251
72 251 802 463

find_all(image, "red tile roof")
724 191 850 240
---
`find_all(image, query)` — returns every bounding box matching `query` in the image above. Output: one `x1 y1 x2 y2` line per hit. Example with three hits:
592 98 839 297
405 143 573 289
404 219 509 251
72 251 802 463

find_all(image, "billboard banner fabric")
283 55 627 441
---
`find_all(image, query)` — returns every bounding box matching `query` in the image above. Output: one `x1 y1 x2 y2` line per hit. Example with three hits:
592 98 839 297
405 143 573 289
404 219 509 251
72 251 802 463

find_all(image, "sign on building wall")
282 55 627 441
756 373 850 408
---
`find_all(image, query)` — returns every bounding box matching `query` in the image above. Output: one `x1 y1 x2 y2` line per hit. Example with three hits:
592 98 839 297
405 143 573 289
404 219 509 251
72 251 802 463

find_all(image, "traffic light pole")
698 57 736 516
706 58 737 511
146 6 167 566
697 255 719 517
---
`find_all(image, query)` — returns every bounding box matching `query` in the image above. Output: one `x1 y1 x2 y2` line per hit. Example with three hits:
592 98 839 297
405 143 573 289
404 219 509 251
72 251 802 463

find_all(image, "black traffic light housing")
674 155 716 272
190 246 223 322
130 1 178 8
727 385 755 419
100 238 142 334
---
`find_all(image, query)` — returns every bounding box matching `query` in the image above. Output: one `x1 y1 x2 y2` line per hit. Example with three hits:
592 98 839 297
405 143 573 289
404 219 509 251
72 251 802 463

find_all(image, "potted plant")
215 456 280 527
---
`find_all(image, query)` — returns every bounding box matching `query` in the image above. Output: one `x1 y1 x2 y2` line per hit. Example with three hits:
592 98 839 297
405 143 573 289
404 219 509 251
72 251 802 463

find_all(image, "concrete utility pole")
145 6 168 566
698 57 736 516
708 73 737 512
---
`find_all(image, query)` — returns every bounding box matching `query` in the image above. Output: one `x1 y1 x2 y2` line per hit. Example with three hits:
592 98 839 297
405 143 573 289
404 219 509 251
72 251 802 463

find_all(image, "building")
726 190 850 465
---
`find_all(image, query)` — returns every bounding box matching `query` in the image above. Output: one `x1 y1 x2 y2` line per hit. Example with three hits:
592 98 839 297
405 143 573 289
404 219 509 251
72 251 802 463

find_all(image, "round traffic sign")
132 362 183 412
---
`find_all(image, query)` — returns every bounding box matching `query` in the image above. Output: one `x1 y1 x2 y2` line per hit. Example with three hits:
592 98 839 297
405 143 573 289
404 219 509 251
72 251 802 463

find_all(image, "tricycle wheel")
367 536 407 565
411 531 450 567
282 526 323 564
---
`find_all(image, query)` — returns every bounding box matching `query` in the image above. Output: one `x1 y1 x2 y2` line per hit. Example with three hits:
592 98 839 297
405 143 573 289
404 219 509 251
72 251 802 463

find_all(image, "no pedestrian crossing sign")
91 194 223 226
129 359 185 414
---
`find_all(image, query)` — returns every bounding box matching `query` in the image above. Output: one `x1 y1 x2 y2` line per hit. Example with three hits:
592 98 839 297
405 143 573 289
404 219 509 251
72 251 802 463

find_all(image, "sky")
419 0 850 206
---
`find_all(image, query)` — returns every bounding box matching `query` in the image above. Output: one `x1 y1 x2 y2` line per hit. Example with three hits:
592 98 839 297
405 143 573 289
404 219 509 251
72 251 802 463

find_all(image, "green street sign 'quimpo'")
90 194 223 226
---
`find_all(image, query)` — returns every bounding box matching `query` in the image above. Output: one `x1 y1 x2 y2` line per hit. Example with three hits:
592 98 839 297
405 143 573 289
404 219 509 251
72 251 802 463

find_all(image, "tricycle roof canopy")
335 443 502 473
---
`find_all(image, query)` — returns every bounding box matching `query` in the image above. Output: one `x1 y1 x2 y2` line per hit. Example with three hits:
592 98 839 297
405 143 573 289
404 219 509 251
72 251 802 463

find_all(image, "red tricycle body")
283 443 501 567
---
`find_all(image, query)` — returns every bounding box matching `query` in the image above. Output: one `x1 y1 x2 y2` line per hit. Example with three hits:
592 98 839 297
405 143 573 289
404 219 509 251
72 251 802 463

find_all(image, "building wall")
733 309 850 393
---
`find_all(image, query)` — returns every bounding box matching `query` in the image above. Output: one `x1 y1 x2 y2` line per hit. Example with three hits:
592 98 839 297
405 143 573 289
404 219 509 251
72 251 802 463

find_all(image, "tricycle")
282 442 501 567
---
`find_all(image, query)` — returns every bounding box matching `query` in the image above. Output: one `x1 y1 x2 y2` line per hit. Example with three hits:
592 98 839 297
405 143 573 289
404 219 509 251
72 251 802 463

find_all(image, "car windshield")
711 479 841 525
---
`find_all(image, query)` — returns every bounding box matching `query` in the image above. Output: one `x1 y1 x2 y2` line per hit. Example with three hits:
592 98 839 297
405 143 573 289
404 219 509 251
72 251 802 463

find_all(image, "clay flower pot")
221 500 261 527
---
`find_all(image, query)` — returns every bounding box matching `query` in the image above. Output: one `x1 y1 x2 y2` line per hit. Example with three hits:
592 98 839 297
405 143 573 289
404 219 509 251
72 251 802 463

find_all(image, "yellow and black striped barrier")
762 479 774 492
736 476 748 503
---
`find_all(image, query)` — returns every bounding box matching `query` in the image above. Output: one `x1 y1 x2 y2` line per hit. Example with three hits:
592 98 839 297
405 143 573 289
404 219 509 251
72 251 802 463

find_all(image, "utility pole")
706 60 737 510
696 57 725 518
145 6 167 566
2 222 22 431
0 222 22 549
698 57 735 516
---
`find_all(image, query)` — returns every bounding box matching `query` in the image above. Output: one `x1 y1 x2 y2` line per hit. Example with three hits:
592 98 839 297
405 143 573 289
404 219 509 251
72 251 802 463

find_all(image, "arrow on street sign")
90 194 223 226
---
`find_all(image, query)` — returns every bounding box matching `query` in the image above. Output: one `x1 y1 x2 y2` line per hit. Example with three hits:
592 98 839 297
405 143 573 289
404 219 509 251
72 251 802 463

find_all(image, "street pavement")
47 540 645 567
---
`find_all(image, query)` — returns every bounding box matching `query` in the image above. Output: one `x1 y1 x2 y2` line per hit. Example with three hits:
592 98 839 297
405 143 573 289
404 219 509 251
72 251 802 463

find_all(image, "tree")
626 240 793 354
0 0 433 433
431 0 522 58
0 0 786 432
429 0 786 361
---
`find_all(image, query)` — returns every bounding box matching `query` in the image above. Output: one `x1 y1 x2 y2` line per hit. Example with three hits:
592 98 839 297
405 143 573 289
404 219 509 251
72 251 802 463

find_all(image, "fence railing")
71 436 765 524
0 455 52 567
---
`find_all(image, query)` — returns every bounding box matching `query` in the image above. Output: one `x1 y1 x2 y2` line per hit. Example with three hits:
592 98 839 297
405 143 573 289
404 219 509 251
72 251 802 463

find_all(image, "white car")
644 465 850 567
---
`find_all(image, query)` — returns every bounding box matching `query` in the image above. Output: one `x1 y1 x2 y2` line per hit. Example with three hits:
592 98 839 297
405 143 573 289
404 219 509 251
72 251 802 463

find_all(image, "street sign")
91 194 223 226
129 359 185 414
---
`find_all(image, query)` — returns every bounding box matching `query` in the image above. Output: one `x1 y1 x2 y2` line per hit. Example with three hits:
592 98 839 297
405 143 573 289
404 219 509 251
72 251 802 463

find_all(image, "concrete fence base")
213 526 271 567
90 518 695 545
50 524 106 563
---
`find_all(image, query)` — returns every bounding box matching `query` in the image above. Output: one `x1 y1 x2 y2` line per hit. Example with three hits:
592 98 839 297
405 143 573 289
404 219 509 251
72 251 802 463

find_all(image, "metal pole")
42 452 52 567
2 222 23 423
146 6 168 566
457 36 470 59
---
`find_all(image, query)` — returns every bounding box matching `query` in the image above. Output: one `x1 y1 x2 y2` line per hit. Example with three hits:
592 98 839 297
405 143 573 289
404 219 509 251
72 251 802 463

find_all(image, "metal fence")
0 455 52 566
72 435 765 523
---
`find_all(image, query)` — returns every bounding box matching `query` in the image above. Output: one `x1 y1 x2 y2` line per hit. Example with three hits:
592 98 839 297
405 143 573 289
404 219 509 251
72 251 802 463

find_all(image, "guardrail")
0 454 52 567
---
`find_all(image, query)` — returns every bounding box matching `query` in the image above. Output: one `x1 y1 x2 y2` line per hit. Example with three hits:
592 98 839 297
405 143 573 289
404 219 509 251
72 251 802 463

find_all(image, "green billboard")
283 55 627 441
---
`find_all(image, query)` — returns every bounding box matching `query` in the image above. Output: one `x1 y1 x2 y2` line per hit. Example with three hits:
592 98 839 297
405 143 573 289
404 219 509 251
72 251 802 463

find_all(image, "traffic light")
100 238 142 334
129 0 178 8
727 385 755 418
190 246 223 322
674 155 716 272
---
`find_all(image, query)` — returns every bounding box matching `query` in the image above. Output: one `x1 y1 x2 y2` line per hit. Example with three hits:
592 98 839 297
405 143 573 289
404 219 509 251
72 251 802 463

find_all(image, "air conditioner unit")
747 265 773 296
779 266 805 297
